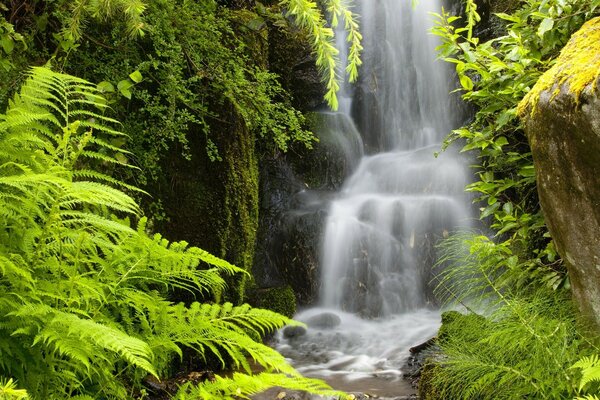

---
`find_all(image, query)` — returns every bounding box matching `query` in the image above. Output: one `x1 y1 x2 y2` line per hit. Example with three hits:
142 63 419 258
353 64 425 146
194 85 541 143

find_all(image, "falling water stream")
267 1 473 397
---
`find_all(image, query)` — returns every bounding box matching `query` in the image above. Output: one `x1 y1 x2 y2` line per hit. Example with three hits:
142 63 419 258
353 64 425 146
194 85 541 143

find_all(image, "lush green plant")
0 66 339 399
428 234 597 400
0 0 364 301
426 2 600 398
432 0 600 290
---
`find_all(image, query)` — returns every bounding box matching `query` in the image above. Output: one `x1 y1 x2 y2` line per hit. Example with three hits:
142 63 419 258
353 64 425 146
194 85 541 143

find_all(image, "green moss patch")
519 17 600 117
247 286 297 318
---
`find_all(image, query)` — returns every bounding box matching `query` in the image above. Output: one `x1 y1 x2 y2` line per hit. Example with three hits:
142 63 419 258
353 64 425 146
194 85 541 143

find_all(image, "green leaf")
1 35 14 54
117 80 134 99
537 18 554 37
495 12 521 22
128 70 143 83
97 81 115 93
459 74 474 91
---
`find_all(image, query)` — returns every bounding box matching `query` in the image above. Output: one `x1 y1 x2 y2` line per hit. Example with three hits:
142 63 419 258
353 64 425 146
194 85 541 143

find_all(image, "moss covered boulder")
519 17 600 329
247 286 297 318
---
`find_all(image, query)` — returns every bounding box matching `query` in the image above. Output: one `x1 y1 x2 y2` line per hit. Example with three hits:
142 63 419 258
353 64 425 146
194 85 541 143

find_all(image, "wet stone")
282 326 307 339
305 312 342 329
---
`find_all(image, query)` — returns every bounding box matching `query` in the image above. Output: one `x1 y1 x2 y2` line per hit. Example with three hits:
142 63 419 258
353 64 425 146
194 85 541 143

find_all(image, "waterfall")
271 0 473 396
321 0 471 316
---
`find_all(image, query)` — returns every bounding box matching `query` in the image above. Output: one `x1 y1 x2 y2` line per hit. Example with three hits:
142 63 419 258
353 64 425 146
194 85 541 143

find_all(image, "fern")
0 378 28 400
0 67 334 399
572 354 600 394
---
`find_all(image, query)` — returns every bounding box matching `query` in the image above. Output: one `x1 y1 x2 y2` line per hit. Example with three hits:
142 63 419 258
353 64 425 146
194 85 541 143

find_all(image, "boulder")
519 17 600 329
282 326 307 339
305 312 342 329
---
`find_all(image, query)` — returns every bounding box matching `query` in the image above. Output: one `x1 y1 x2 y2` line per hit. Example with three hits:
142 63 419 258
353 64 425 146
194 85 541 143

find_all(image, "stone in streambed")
305 312 342 329
282 326 307 339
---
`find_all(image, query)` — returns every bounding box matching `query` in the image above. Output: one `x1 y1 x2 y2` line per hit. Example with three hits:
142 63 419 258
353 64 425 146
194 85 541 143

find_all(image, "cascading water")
271 0 473 397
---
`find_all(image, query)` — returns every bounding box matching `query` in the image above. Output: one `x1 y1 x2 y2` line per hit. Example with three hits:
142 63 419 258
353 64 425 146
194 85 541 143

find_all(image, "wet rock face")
519 18 600 329
253 114 360 306
252 154 333 306
268 22 325 111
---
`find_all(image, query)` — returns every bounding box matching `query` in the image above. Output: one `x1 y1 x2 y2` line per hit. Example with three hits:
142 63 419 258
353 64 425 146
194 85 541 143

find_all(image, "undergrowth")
431 234 597 399
0 66 341 399
425 1 600 398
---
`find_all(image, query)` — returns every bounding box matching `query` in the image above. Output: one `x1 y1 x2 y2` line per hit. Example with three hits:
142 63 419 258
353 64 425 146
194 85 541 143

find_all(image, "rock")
282 326 307 339
403 336 439 389
519 17 600 329
305 312 342 329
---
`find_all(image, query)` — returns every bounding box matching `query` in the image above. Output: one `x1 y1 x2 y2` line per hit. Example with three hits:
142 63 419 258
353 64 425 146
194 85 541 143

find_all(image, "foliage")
0 13 25 73
433 0 600 290
0 378 28 400
427 2 600 398
0 0 353 184
429 234 596 400
572 354 600 399
56 0 314 175
0 0 363 303
0 67 336 399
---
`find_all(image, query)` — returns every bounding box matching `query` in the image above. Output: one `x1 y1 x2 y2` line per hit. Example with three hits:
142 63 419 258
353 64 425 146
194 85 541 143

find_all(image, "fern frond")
175 372 338 400
0 378 28 400
572 354 600 391
165 302 297 373
27 307 158 377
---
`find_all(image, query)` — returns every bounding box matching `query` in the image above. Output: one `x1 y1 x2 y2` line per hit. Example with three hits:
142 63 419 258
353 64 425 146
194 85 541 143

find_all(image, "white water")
273 0 473 396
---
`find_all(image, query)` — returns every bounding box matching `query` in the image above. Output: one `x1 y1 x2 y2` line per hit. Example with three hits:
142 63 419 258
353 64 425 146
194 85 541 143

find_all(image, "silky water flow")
271 1 473 397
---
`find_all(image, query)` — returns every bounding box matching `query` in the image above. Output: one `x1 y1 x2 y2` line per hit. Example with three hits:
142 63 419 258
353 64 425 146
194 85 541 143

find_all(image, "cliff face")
156 6 328 306
519 17 600 329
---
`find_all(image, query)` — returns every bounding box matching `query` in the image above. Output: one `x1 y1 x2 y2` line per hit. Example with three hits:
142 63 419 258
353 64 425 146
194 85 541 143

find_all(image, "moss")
519 17 600 117
247 286 297 318
218 110 260 304
418 361 444 400
229 9 269 69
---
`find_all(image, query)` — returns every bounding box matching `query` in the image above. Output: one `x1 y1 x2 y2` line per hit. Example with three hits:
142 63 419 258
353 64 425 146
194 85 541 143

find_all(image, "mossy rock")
247 286 297 318
418 311 489 398
519 17 600 329
438 310 488 341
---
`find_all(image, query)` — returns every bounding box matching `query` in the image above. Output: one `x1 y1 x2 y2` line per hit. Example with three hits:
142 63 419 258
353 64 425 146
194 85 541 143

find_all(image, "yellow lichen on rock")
518 16 600 117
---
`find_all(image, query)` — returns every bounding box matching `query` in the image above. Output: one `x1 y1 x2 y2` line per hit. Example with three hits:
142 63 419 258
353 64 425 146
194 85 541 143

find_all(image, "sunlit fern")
0 67 333 399
572 354 600 398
